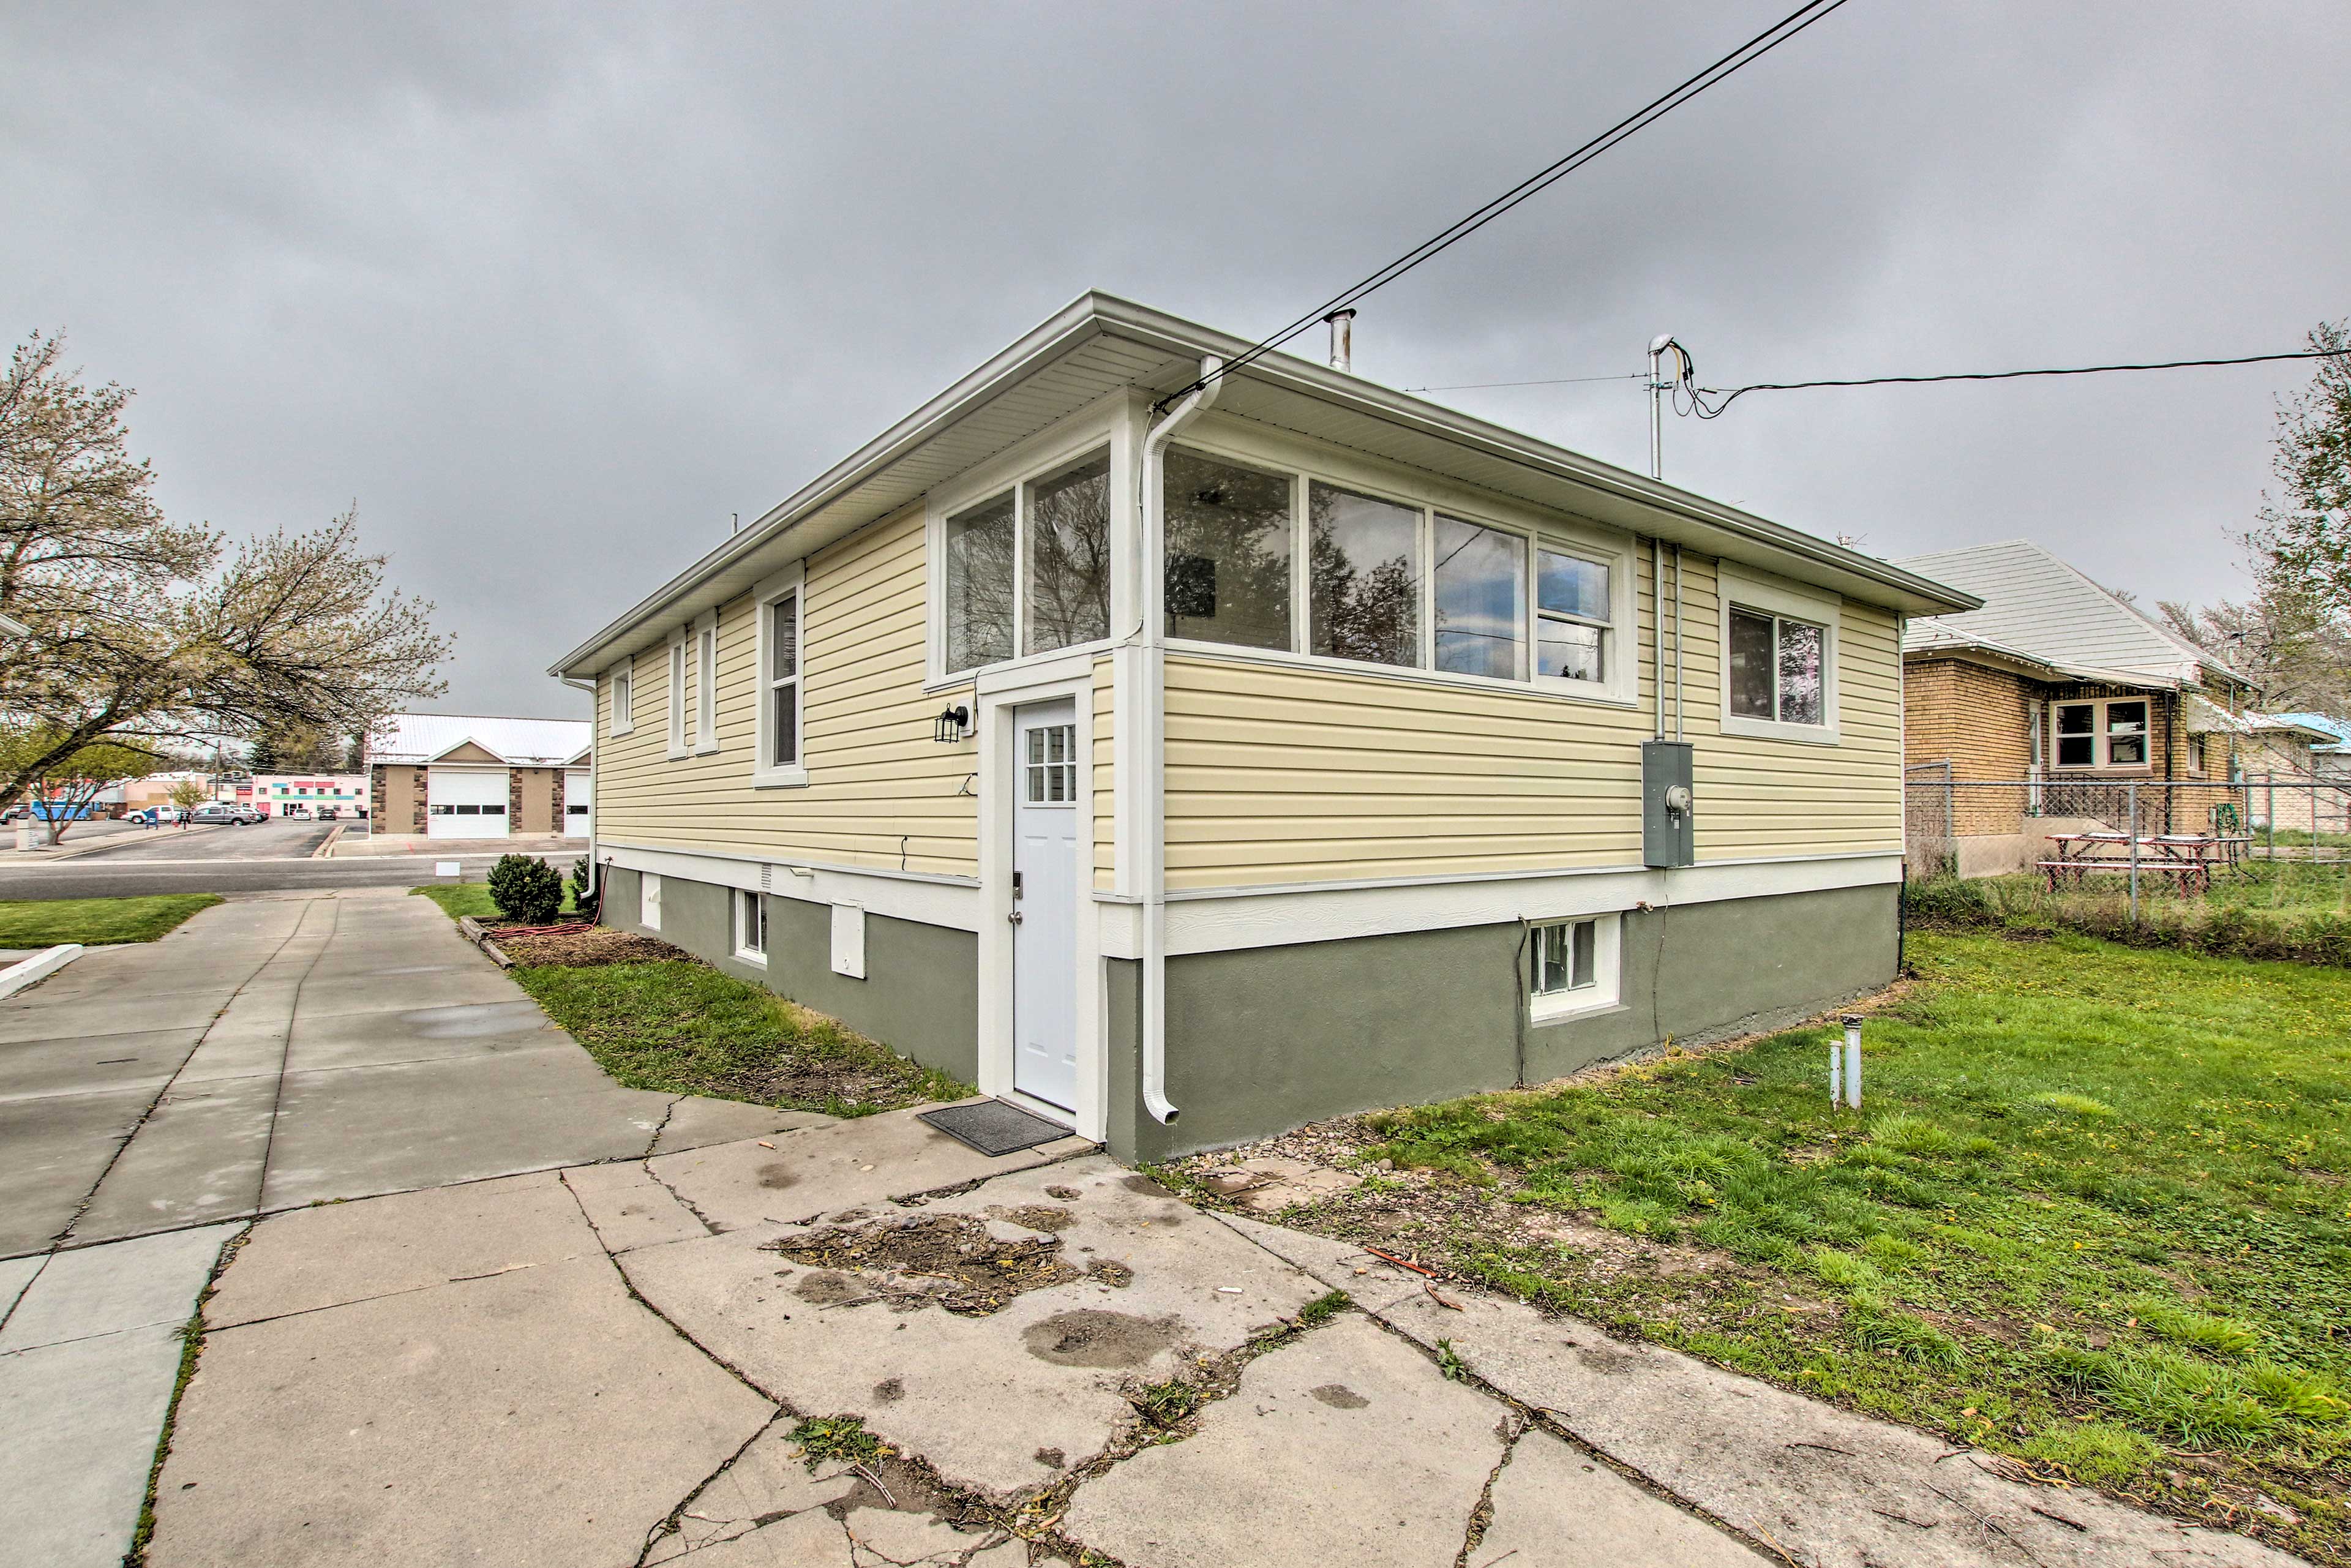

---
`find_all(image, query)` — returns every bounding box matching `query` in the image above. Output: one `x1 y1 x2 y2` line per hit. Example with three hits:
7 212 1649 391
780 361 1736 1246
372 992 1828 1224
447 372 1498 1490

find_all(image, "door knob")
1008 911 1024 924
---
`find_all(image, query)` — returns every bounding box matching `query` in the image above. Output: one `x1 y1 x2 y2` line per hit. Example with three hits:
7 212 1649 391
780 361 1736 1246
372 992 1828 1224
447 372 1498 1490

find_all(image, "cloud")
4 0 2345 711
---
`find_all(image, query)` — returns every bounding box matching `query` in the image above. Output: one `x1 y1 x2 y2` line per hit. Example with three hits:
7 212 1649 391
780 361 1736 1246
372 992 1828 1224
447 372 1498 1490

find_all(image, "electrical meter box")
1643 739 1694 868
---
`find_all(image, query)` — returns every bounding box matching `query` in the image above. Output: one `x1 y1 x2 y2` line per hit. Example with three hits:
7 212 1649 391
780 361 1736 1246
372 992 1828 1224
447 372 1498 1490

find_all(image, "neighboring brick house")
1895 540 2258 876
362 713 593 841
2236 713 2350 835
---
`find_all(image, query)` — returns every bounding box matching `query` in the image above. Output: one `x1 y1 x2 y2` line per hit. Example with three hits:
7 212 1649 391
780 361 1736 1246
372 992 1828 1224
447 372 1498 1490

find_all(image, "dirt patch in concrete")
991 1203 1074 1232
492 922 682 967
765 1214 1078 1317
1019 1308 1182 1368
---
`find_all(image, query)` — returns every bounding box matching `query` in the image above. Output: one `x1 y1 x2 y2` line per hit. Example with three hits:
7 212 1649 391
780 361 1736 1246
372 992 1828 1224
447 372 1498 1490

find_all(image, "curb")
0 943 84 997
6 822 232 862
312 824 346 859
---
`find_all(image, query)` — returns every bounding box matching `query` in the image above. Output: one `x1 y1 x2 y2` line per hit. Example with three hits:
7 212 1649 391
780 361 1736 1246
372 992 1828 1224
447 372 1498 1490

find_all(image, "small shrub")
486 853 564 923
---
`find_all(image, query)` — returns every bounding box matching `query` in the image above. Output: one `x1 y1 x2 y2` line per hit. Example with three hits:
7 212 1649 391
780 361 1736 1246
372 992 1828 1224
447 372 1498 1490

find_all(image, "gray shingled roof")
1893 539 2225 688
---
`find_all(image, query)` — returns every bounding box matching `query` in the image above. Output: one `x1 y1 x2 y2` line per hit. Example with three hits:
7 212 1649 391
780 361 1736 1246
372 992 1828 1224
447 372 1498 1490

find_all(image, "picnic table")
2038 831 2245 894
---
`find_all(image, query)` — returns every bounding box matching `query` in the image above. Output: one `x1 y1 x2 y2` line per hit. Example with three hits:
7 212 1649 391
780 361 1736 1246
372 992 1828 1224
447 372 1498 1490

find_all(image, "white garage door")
563 770 591 839
426 769 509 839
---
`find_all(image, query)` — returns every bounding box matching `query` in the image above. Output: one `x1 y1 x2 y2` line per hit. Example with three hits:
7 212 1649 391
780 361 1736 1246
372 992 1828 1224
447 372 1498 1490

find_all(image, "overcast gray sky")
5 2 2345 717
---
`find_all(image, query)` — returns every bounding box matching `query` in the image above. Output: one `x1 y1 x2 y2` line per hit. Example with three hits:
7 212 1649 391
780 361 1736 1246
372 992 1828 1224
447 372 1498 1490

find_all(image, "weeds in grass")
1204 931 2351 1561
790 1414 886 1471
1435 1338 1471 1382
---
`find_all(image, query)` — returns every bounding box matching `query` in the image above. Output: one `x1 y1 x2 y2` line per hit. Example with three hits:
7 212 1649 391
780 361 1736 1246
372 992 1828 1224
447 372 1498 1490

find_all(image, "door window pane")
1727 609 1776 718
1307 482 1419 667
1433 516 1526 680
945 493 1014 672
1164 449 1291 650
1025 452 1112 655
1777 620 1825 726
2105 700 2148 766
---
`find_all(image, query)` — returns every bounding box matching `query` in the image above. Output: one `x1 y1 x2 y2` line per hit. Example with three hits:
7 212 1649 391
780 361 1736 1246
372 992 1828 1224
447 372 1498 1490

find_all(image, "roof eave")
549 292 1979 678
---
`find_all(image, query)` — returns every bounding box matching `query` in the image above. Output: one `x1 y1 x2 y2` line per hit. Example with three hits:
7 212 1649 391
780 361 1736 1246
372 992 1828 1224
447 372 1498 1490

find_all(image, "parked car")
127 806 184 825
189 804 260 825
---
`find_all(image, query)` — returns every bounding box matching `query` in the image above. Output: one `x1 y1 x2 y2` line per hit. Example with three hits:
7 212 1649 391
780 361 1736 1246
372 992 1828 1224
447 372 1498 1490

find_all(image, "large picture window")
1433 515 1527 680
940 446 1116 677
1025 452 1112 655
1308 482 1418 667
1164 449 1292 650
944 494 1014 673
1153 443 1630 700
2052 698 2150 770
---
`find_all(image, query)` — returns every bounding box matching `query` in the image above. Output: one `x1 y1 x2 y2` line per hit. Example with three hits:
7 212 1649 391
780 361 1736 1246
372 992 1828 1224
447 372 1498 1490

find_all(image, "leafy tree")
567 857 599 923
0 332 450 806
2249 321 2351 634
0 729 154 844
165 779 210 816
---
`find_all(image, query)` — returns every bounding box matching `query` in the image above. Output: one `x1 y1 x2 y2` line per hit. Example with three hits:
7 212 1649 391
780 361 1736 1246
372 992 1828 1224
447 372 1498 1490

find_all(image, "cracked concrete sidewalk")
0 888 813 1568
140 1103 2308 1568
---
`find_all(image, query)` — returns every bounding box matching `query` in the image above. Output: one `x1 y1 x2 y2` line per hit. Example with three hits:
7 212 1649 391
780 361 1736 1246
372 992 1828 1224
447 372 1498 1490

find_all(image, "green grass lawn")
514 960 969 1117
0 894 222 946
1179 931 2351 1560
411 883 579 921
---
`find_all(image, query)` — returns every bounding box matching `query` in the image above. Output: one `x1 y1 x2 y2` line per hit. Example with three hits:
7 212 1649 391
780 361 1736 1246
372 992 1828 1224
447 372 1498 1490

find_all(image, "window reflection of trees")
1026 454 1112 655
1308 482 1417 668
945 494 1014 672
1164 450 1291 650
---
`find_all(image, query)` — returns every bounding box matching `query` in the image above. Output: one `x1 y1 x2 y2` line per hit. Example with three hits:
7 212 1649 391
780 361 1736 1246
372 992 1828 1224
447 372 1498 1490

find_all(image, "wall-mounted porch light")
934 705 970 744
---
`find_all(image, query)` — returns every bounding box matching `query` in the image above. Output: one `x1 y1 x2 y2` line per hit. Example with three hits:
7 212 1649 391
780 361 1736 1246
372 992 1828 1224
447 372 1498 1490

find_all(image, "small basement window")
733 887 767 964
1528 913 1621 1024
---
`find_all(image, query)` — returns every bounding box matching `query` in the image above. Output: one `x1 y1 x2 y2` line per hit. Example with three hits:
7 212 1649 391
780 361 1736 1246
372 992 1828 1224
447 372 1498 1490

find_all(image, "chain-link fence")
1903 769 2351 913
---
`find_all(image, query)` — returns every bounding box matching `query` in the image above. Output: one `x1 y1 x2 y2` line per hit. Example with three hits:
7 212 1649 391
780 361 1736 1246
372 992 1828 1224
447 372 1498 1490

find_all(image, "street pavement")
0 816 567 898
75 816 335 863
0 895 2308 1568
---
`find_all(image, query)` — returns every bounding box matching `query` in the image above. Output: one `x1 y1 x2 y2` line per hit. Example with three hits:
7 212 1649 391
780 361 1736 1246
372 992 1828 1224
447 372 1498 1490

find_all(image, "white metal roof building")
364 713 591 768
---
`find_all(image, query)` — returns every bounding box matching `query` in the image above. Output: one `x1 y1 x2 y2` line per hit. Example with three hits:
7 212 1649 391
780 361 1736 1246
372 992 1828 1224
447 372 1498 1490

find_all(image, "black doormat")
918 1099 1071 1157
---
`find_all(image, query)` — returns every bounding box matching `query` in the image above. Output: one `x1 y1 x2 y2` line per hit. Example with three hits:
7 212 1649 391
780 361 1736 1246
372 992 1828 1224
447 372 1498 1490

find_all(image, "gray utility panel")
1642 740 1695 868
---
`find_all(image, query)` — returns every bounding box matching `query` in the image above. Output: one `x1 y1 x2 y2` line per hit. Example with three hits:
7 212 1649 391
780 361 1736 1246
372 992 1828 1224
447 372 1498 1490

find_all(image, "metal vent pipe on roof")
1325 309 1356 373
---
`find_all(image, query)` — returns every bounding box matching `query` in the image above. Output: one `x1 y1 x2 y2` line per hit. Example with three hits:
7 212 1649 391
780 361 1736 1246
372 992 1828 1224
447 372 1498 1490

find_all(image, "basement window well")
1528 913 1621 1024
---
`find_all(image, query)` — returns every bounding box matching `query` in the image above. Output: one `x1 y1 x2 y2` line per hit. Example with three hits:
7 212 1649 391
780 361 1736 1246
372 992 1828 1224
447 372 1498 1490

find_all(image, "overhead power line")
1153 0 1858 413
1674 345 2351 418
1401 372 1648 394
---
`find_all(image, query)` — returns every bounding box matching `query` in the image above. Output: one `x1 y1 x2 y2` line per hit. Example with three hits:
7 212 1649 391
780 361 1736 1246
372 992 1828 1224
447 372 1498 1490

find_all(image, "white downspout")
561 675 598 893
1135 356 1224 1126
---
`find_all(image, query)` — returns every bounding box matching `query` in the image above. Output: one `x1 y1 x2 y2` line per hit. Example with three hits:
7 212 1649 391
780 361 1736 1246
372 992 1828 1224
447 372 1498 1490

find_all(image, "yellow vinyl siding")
593 505 980 877
1161 550 1903 890
1093 655 1117 891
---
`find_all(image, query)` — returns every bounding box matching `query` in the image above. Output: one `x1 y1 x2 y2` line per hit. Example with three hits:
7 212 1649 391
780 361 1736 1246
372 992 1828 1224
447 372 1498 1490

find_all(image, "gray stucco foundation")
1109 881 1900 1163
602 867 1895 1166
598 865 979 1086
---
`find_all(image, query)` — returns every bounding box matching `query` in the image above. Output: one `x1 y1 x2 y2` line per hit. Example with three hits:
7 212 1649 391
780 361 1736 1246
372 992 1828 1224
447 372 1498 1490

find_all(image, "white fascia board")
1095 853 1903 959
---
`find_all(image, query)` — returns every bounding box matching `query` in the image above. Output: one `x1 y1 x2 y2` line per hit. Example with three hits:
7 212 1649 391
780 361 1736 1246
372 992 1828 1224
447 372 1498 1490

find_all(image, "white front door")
1011 699 1079 1112
426 768 509 839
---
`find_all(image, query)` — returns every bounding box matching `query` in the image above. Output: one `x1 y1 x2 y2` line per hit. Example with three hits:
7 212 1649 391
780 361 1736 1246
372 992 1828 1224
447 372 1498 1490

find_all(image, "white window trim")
2049 696 2156 773
732 886 768 965
666 629 688 759
1528 911 1624 1024
693 609 719 755
927 412 1124 688
1153 427 1641 708
608 660 634 737
752 565 809 789
1717 564 1842 746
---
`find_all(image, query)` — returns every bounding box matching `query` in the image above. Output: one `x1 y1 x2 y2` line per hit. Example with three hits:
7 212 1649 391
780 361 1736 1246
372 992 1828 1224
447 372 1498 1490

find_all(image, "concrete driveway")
0 888 803 1567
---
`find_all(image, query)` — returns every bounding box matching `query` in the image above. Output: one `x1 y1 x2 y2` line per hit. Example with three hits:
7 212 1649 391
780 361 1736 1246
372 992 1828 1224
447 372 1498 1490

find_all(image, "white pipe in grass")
1843 1014 1864 1110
